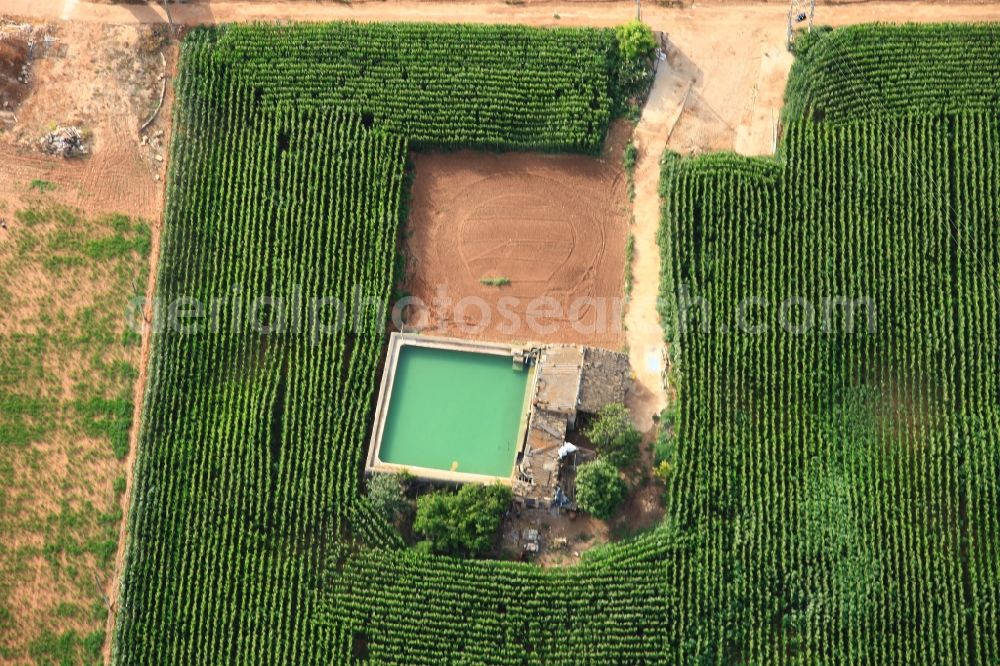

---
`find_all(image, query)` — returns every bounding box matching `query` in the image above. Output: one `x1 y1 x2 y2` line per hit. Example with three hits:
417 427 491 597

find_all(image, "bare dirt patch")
403 122 630 348
0 20 171 221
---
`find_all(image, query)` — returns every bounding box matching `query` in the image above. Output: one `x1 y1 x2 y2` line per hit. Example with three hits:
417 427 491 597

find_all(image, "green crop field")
659 23 1000 664
113 20 1000 665
112 21 645 665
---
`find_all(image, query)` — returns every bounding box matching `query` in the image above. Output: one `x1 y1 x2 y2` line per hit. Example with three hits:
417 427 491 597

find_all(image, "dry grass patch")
0 199 148 665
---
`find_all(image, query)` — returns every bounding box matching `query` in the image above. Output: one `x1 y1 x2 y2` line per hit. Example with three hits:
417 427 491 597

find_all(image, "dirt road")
7 2 1000 161
9 0 1000 28
624 61 674 431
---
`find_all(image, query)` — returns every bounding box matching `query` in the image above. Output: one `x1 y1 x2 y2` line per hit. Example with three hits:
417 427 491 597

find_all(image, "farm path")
623 59 679 431
9 0 1000 31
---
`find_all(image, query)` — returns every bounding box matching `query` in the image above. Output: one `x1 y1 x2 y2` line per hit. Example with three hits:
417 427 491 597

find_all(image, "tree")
414 483 512 557
615 20 656 63
366 473 408 523
575 459 626 520
585 402 641 469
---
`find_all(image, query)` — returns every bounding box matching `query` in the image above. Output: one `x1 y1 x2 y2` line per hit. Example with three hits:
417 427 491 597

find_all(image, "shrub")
585 402 641 469
414 483 512 557
575 459 626 520
615 20 656 62
366 473 408 523
479 277 511 287
623 142 638 171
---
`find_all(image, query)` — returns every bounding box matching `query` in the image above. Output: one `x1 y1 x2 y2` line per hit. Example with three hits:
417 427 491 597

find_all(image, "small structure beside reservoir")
366 332 632 507
513 345 632 506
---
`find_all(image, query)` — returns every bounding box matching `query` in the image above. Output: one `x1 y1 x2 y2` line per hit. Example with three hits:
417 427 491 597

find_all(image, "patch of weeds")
0 393 58 448
0 605 14 631
113 475 126 495
53 206 79 227
84 234 140 261
97 508 122 526
48 229 83 252
109 360 138 383
53 602 82 619
89 600 107 622
85 536 117 567
623 142 637 171
83 630 104 660
14 208 48 227
479 277 511 287
72 394 132 460
624 233 635 300
28 629 96 665
104 213 131 234
623 141 637 202
121 327 142 347
17 205 80 228
29 179 57 193
42 255 86 273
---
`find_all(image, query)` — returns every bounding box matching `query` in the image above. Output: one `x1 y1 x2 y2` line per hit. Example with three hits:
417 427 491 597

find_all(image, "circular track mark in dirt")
405 149 626 347
455 173 605 289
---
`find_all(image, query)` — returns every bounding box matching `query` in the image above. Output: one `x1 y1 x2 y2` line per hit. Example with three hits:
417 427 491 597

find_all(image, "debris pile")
40 125 88 158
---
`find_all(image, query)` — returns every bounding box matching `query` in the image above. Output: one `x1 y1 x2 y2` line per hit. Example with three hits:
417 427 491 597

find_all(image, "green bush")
615 20 656 62
610 21 656 113
366 473 408 523
623 142 638 171
575 459 626 520
413 483 512 557
585 402 641 469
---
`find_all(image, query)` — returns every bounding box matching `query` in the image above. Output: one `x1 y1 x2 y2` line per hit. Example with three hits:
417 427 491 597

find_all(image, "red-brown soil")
403 123 630 348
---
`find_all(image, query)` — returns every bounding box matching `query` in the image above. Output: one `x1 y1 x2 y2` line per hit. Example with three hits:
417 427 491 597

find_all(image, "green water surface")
379 345 528 477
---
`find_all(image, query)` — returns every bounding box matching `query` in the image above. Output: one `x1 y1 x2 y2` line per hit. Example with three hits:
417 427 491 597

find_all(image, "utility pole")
787 0 816 48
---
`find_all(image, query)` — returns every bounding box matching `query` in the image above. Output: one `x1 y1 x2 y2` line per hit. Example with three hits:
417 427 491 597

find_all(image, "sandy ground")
624 62 673 431
403 123 629 349
0 21 170 219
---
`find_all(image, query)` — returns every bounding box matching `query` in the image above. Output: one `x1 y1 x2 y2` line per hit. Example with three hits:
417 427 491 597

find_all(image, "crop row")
186 22 625 152
114 52 406 663
784 23 1000 123
114 22 635 664
658 111 1000 663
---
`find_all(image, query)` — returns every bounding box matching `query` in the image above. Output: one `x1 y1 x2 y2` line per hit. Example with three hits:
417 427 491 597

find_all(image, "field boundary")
99 43 176 666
